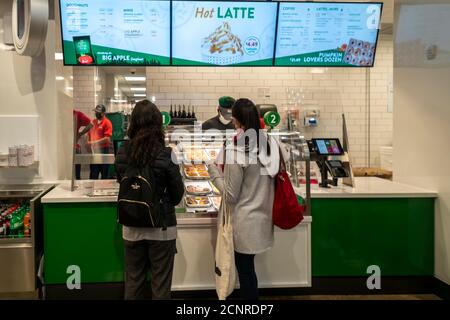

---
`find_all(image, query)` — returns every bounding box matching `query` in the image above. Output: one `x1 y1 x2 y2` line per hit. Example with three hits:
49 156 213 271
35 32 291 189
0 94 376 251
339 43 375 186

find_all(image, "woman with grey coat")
209 98 279 300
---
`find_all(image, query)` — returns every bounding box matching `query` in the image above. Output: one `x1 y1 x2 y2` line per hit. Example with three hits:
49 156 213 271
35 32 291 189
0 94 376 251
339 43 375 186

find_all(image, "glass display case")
166 126 230 217
165 126 311 217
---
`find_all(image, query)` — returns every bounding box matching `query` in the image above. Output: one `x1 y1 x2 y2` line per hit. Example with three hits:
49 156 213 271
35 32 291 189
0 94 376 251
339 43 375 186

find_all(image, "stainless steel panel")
0 184 53 293
0 247 35 293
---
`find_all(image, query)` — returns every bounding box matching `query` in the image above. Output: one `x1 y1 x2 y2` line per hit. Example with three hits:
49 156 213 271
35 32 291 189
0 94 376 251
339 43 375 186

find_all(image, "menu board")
275 2 382 67
172 1 277 66
59 0 171 66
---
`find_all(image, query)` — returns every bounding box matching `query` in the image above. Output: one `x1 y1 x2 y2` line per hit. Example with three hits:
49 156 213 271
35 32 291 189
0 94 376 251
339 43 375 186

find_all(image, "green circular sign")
264 111 281 128
161 111 171 127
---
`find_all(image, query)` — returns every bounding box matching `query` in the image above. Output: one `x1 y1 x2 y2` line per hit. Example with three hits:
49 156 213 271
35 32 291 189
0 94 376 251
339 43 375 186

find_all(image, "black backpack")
117 166 165 228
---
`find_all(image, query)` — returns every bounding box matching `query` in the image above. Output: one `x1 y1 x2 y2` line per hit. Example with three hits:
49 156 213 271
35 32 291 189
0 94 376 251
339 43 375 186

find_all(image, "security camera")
130 68 137 75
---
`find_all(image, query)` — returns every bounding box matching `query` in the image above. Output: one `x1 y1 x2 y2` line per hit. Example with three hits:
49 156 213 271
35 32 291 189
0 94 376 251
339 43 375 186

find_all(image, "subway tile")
276 74 296 80
203 73 221 80
264 80 283 87
183 73 204 80
153 80 172 86
160 86 178 93
221 73 238 80
239 73 261 80
245 80 266 86
198 67 217 73
209 80 228 86
165 73 185 80
227 80 247 87
190 80 209 86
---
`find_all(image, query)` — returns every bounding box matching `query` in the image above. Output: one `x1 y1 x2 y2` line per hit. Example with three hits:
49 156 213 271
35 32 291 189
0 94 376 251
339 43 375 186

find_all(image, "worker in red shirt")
73 110 93 180
88 105 113 179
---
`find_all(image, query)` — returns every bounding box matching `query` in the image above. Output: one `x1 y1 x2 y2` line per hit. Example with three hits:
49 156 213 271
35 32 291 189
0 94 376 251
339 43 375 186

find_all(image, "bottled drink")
187 105 192 118
182 105 187 118
178 105 182 118
10 207 22 238
0 216 4 238
191 106 196 119
23 211 31 238
169 105 174 118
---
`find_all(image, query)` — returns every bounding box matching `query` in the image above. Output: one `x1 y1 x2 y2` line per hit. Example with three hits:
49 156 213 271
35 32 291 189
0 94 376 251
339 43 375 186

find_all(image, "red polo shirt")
74 110 91 133
89 117 113 149
74 110 92 149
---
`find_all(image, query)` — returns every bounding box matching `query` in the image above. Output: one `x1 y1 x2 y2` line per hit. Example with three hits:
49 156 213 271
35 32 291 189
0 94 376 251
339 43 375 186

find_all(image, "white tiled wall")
73 67 96 116
72 36 393 167
73 67 107 117
146 35 393 167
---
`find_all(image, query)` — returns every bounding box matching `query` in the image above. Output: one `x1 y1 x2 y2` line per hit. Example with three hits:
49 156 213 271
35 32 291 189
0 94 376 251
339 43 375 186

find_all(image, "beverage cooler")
0 184 54 293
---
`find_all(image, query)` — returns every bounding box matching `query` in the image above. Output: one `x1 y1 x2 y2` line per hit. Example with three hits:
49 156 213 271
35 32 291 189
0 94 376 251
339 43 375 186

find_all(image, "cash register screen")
312 139 344 156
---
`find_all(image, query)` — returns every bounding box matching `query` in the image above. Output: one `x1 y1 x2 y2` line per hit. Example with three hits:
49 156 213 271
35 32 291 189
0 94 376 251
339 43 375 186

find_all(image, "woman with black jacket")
115 100 184 300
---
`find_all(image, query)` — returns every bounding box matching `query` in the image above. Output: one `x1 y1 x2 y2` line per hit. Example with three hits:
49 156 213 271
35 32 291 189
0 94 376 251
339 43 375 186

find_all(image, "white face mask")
219 113 231 125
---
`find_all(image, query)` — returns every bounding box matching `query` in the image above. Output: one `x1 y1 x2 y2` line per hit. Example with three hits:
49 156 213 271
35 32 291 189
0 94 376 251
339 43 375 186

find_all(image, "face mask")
235 128 245 138
95 113 103 120
219 113 231 125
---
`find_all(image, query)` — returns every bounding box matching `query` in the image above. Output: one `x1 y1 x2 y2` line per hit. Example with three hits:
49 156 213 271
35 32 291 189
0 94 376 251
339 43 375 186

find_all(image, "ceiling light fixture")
125 76 146 82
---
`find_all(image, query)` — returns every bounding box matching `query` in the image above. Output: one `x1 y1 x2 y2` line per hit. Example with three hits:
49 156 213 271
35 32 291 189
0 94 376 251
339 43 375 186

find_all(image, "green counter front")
42 177 437 291
311 197 434 277
44 202 124 284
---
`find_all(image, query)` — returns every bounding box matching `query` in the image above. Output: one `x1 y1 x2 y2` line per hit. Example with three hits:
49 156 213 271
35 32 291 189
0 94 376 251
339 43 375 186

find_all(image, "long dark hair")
128 100 165 168
232 98 269 155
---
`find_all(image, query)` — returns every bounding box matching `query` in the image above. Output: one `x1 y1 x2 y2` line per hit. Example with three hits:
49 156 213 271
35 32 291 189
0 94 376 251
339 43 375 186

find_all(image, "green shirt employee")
202 96 236 131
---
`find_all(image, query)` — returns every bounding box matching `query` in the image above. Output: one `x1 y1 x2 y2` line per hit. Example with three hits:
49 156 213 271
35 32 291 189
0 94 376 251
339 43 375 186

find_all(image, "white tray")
183 164 210 180
183 149 211 163
185 181 213 196
185 196 212 208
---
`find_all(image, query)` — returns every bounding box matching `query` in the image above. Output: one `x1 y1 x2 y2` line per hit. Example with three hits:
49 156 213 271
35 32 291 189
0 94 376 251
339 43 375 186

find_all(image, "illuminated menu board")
60 0 171 66
172 1 278 66
275 2 382 66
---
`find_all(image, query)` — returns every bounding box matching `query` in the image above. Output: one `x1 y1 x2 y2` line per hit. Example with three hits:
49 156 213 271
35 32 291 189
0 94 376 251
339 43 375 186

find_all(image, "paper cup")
82 180 95 196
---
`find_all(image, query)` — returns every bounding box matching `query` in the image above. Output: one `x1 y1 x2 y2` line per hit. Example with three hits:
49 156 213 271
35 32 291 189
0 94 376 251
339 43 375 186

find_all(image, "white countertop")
295 177 437 199
41 181 117 203
42 177 437 204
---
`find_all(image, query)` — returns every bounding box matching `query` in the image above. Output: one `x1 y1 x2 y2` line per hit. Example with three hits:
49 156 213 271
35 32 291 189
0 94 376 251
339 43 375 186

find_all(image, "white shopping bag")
215 198 236 300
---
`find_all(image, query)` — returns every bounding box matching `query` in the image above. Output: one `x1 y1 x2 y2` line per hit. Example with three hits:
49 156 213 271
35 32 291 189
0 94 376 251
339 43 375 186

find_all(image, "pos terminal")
309 138 350 188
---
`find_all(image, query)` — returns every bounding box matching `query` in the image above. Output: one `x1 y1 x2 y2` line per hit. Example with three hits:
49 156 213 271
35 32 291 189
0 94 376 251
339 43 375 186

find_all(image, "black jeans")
124 239 176 300
89 147 110 180
75 148 81 180
89 164 109 179
234 251 258 300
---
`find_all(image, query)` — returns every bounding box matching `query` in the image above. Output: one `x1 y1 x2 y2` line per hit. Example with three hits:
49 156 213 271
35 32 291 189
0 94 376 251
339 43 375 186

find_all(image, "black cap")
93 104 106 113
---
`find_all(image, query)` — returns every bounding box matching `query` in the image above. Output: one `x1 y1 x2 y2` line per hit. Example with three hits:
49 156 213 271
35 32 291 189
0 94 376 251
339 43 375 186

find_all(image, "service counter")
41 177 436 297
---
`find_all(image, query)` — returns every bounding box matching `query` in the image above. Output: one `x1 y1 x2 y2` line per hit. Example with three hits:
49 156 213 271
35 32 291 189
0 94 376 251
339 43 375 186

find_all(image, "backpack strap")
142 156 167 231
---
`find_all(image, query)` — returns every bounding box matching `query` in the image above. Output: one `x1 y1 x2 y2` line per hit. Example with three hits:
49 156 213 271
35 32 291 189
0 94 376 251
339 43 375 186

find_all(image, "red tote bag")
273 148 305 230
